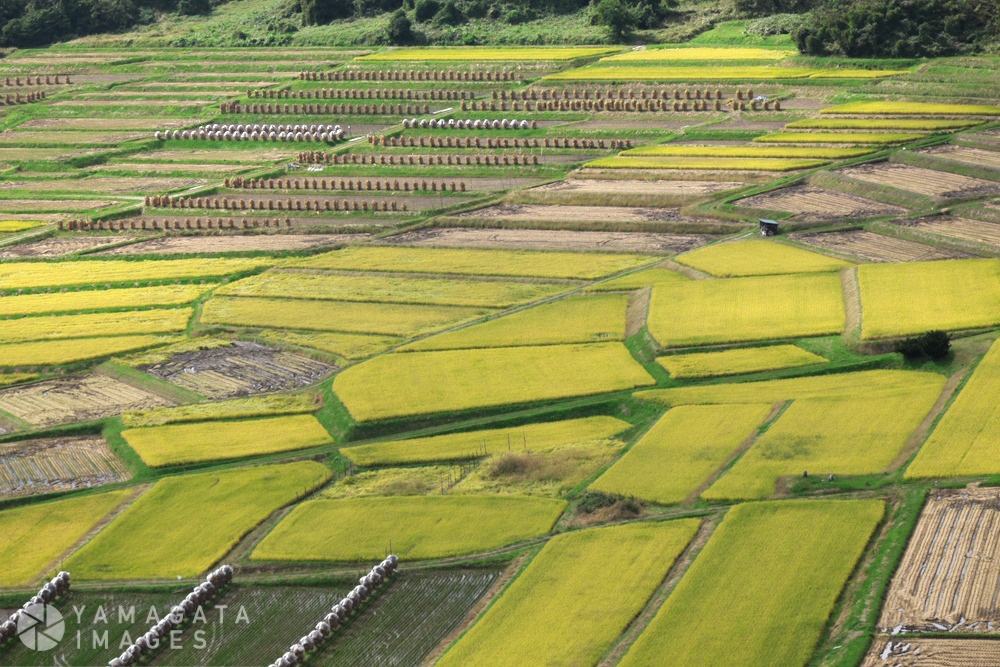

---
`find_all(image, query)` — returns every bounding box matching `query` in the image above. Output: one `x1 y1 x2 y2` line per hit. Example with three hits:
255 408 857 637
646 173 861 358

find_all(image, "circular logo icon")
17 603 64 651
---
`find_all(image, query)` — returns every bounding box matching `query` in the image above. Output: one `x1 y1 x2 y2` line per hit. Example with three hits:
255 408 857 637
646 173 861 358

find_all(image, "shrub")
432 0 464 25
895 330 951 360
387 8 415 42
735 0 817 16
593 0 635 40
300 0 353 24
413 0 438 21
745 12 805 35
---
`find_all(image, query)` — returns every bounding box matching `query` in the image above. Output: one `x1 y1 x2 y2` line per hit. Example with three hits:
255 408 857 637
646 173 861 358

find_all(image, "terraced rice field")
797 230 970 262
858 259 1000 338
342 415 629 466
201 296 487 338
0 373 173 427
252 495 567 561
66 461 331 580
586 156 828 171
703 375 944 499
217 271 567 308
657 345 827 378
334 343 655 421
737 185 904 220
787 118 983 130
647 273 846 347
622 145 873 158
898 216 1000 248
0 308 191 344
839 163 1000 198
0 490 131 586
439 521 700 666
294 246 654 280
258 330 400 360
0 284 207 316
591 404 772 504
358 47 618 60
755 132 924 144
122 414 332 467
137 340 334 399
675 240 851 276
821 102 1000 115
0 334 182 367
619 499 885 667
101 234 356 255
0 436 129 498
878 488 1000 633
588 267 688 291
906 340 999 478
922 145 1000 169
547 66 906 80
0 257 271 289
405 294 628 350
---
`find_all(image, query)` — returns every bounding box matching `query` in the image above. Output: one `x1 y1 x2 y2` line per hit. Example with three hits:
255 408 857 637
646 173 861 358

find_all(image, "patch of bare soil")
531 178 742 195
101 233 362 255
0 235 129 257
0 177 207 194
896 216 1000 248
379 227 712 253
455 203 718 225
737 185 905 220
839 163 1000 198
797 230 971 262
863 637 1000 666
877 488 1000 634
0 198 118 211
0 374 173 428
0 435 129 499
140 341 334 399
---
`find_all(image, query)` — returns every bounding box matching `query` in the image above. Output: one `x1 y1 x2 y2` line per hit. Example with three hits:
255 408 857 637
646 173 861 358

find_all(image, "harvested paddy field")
0 198 119 212
839 163 1000 199
878 488 1000 634
99 234 360 255
139 341 334 399
737 185 905 220
534 178 743 195
0 176 207 194
0 435 129 499
454 203 725 228
863 638 1000 666
0 373 173 427
896 217 1000 248
0 236 128 257
797 230 971 262
921 145 1000 169
380 227 711 252
90 162 247 174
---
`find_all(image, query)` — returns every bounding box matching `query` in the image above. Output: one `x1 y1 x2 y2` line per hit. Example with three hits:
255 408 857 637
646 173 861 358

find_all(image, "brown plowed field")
90 162 246 174
736 185 905 220
454 203 722 226
922 145 1000 169
797 230 970 262
863 638 1000 666
0 236 129 258
101 233 364 255
0 198 118 211
0 436 129 499
0 177 207 194
533 179 743 195
839 163 1000 198
879 488 1000 634
0 374 173 428
140 341 334 399
896 217 1000 248
378 227 711 252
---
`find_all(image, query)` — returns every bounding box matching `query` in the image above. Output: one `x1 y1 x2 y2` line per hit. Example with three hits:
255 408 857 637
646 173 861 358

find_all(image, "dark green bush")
895 330 951 360
387 8 415 41
178 0 211 14
432 0 464 25
414 0 439 20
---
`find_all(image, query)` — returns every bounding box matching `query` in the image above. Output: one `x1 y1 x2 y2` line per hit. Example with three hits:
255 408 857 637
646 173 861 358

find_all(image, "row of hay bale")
227 176 468 193
373 135 631 150
156 123 346 142
402 117 534 130
2 75 70 86
267 556 398 667
154 195 408 213
0 572 71 643
462 98 770 112
109 565 233 667
222 102 433 115
299 69 519 81
60 217 294 231
248 88 475 101
297 151 541 166
1 91 45 106
495 87 735 101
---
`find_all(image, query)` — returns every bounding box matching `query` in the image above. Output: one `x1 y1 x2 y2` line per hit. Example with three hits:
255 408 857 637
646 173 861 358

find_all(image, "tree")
178 0 211 14
593 0 635 40
413 0 438 21
895 330 951 360
300 0 353 24
387 8 414 43
432 0 463 25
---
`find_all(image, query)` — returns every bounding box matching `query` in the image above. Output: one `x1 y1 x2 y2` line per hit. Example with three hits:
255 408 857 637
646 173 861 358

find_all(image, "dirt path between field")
421 553 531 666
596 511 724 666
625 287 651 337
840 267 862 346
662 258 711 280
685 402 787 503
